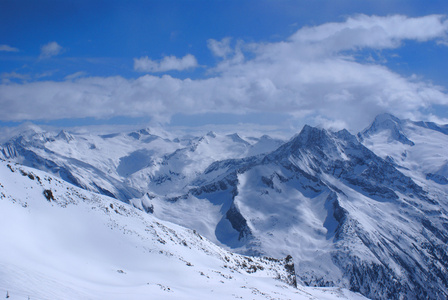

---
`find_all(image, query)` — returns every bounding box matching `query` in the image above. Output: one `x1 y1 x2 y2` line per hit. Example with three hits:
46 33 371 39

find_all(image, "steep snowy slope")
147 124 448 299
0 159 369 300
0 161 372 299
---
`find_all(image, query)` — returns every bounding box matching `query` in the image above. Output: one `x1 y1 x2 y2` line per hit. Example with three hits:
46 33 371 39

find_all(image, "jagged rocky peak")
291 125 327 147
263 125 352 167
279 125 342 156
359 113 414 145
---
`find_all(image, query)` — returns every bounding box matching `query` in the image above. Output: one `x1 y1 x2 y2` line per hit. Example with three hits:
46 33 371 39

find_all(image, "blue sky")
1 0 448 132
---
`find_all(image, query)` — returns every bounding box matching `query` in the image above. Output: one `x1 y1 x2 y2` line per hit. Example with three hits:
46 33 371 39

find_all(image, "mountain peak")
359 113 414 146
128 128 154 140
373 112 402 124
55 130 74 142
267 125 334 160
226 133 250 145
295 125 329 147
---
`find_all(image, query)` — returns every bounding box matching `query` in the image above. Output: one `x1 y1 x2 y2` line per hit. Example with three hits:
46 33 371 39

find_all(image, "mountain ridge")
2 114 448 299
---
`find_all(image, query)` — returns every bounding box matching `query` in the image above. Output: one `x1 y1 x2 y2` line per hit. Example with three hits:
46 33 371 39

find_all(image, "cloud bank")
2 14 448 130
134 54 198 72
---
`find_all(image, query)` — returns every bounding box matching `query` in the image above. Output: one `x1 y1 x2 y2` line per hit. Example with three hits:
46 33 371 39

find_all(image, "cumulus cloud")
2 14 448 131
134 54 198 72
39 41 63 59
0 45 19 52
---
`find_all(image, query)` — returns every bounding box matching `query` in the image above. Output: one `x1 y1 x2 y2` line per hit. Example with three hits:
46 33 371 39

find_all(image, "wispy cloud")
0 45 19 52
289 14 448 52
207 38 233 58
1 72 30 84
39 42 63 59
65 71 87 80
134 54 198 72
1 15 448 130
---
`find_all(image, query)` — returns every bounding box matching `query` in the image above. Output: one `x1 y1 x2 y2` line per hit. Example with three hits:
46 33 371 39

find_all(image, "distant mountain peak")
128 128 162 142
226 133 250 145
55 130 74 142
359 113 414 146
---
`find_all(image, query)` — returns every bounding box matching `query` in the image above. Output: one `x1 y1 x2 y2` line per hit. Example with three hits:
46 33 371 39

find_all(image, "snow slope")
0 159 366 300
150 123 448 299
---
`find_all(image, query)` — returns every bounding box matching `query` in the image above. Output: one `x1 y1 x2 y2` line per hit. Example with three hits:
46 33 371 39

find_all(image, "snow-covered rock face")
159 121 448 299
2 114 448 299
0 160 367 300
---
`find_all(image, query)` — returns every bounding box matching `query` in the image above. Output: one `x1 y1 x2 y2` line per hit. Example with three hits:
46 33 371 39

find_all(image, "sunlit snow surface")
3 115 448 299
0 160 366 300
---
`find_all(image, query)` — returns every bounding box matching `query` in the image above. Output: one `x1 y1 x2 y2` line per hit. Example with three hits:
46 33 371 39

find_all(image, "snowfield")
0 160 366 300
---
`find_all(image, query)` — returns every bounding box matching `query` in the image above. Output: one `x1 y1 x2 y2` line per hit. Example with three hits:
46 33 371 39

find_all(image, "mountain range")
1 113 448 299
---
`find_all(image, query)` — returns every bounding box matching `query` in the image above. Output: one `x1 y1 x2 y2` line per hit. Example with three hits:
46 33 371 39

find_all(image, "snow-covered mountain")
359 113 448 189
0 159 366 300
0 126 282 201
150 122 447 299
2 114 448 299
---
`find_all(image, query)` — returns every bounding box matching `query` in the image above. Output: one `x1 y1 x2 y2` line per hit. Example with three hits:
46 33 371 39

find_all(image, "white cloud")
290 14 448 52
207 38 233 58
134 54 198 72
1 14 448 131
39 42 63 59
0 45 19 52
